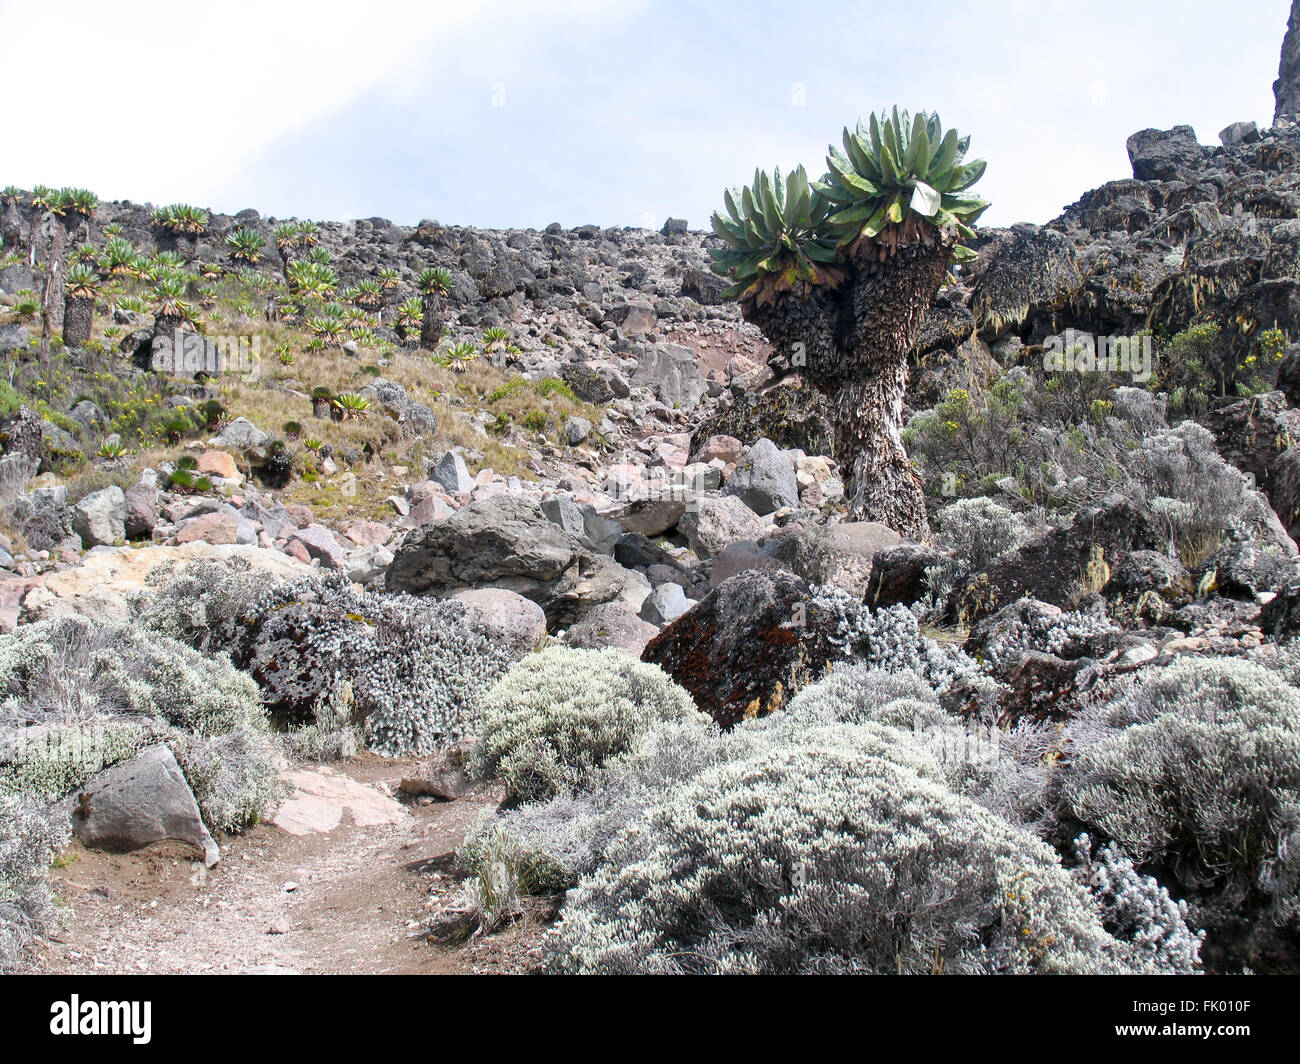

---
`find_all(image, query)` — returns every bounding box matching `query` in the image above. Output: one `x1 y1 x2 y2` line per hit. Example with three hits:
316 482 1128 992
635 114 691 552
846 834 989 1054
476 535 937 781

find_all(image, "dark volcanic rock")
1276 0 1300 124
951 496 1164 625
1126 126 1207 182
642 569 850 728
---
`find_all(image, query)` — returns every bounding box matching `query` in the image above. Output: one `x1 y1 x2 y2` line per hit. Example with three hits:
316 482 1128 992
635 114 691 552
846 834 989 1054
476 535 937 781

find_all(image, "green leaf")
948 158 987 191
930 128 960 176
829 203 881 225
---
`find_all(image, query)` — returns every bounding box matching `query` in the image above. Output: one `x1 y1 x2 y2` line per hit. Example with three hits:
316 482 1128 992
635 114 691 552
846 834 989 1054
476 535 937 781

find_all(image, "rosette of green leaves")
815 108 989 262
708 165 842 299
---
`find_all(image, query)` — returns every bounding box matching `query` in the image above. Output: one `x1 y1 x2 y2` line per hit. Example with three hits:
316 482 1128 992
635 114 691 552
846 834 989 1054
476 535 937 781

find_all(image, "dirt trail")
31 755 544 976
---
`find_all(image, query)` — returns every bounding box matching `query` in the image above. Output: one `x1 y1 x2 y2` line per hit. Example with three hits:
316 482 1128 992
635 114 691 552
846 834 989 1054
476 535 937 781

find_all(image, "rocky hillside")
5 4 1300 978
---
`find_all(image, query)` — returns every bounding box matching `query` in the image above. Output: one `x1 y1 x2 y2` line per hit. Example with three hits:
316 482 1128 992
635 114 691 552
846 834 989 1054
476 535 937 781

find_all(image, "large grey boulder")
387 495 645 624
677 494 767 559
722 438 799 516
124 478 159 540
451 587 547 659
71 745 220 867
210 416 268 450
771 521 903 597
72 486 126 548
388 496 574 598
9 485 80 552
429 451 473 493
640 582 691 626
0 323 31 354
565 601 659 657
632 343 708 410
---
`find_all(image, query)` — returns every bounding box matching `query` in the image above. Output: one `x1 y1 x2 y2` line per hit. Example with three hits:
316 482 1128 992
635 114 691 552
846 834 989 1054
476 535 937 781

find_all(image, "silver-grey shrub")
235 573 512 757
1061 658 1300 957
547 734 1130 974
131 556 286 653
1073 833 1204 974
0 794 69 973
934 496 1035 572
0 615 264 736
467 647 710 803
0 617 279 833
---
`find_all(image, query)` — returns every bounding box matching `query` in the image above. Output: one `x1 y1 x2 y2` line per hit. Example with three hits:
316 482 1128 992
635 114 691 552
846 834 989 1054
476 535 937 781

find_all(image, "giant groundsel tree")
710 109 988 538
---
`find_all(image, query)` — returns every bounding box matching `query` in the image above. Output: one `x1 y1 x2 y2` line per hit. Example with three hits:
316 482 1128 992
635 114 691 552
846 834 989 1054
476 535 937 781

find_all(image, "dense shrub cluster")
0 615 264 737
131 556 286 652
235 572 512 756
0 616 279 829
1061 658 1300 969
934 496 1035 572
0 795 69 974
467 647 709 802
808 585 983 694
907 359 1282 565
546 737 1127 974
1073 834 1205 974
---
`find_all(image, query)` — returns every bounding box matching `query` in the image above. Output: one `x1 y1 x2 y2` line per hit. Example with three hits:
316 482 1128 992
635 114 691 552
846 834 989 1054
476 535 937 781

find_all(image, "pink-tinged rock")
692 434 744 468
284 538 312 564
343 519 392 547
271 768 408 837
407 494 455 526
451 587 546 659
0 574 46 633
284 504 314 528
290 524 347 569
196 450 240 480
652 441 690 470
172 511 252 546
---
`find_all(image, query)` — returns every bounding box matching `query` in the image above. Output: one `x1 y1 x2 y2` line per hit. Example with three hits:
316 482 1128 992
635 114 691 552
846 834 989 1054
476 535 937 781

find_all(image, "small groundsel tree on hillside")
417 267 453 350
61 262 99 348
710 109 989 537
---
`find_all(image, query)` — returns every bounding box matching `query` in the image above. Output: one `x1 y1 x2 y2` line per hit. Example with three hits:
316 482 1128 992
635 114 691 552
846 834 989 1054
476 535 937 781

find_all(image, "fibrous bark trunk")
834 361 927 538
40 215 67 348
420 291 445 349
63 294 94 348
742 228 952 540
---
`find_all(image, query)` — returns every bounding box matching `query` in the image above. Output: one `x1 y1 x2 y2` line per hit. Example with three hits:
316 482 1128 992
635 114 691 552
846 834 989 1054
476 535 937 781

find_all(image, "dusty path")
31 755 545 975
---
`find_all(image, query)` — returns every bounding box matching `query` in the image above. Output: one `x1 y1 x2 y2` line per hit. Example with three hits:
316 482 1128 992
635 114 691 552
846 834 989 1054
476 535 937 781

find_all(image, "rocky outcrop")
19 542 311 624
386 495 648 625
1276 0 1300 124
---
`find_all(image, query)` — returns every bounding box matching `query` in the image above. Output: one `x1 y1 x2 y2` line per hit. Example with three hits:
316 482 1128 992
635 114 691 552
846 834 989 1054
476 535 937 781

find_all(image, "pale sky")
0 0 1292 231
